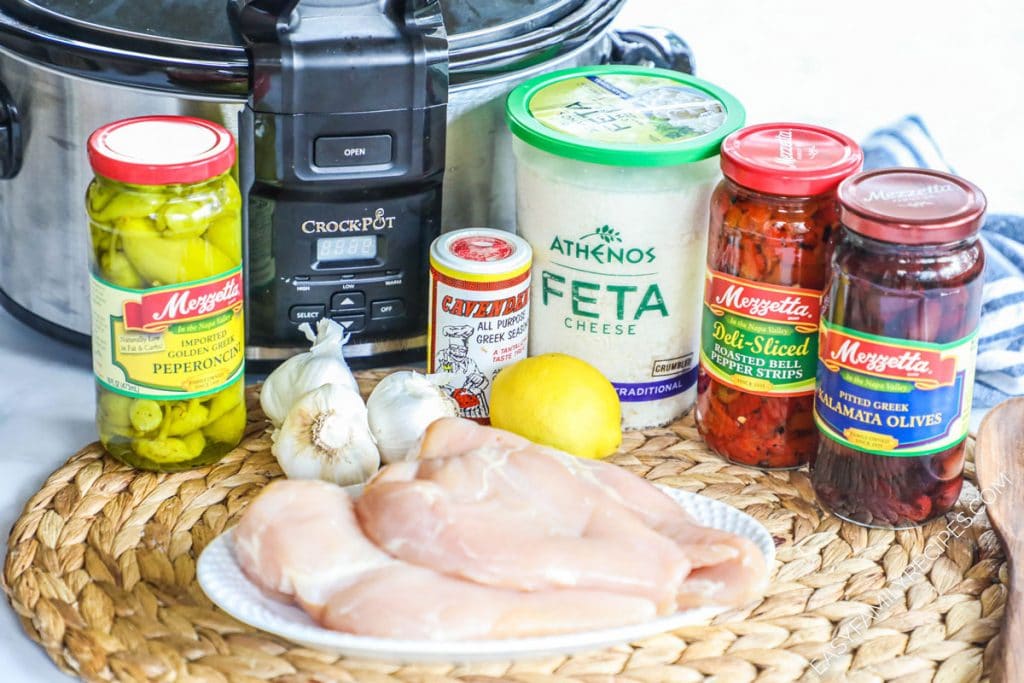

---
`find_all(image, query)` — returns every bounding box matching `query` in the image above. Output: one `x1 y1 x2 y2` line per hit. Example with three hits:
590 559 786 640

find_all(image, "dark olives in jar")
811 168 986 529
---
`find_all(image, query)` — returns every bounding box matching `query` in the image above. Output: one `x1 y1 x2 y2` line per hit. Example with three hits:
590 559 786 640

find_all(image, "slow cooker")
0 0 693 365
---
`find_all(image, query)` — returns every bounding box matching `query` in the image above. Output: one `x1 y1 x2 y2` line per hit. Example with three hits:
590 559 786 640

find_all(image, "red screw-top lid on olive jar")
838 168 987 245
88 115 236 185
719 123 863 197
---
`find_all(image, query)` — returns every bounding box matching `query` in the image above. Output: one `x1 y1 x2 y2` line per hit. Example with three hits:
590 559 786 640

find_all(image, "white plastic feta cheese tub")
505 66 744 429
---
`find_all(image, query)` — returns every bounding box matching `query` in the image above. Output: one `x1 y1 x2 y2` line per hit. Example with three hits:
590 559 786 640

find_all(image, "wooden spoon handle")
1002 540 1024 683
976 397 1024 682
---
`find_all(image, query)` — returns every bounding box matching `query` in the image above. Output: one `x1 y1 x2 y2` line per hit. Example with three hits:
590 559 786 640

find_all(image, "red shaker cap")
838 168 987 245
720 123 863 197
450 235 516 262
88 115 236 185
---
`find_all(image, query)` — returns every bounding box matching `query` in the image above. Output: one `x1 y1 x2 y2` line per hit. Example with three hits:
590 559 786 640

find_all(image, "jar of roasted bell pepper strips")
811 169 986 528
87 116 246 472
695 124 862 468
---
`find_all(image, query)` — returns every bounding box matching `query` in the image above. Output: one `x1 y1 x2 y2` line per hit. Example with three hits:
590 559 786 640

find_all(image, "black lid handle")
609 26 695 75
234 0 300 42
232 0 447 115
0 81 22 180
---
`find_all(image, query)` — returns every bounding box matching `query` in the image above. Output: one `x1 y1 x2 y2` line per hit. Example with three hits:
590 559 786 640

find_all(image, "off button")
371 299 405 320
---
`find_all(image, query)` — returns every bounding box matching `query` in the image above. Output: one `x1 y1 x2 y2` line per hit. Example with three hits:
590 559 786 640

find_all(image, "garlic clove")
366 370 459 464
259 319 358 428
272 383 380 486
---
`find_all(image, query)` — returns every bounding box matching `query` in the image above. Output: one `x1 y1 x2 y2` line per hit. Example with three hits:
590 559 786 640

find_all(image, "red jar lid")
88 116 236 185
720 123 863 197
838 168 986 244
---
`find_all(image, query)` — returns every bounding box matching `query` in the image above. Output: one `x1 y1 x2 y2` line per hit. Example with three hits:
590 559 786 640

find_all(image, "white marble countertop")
1 1 1021 680
0 307 92 681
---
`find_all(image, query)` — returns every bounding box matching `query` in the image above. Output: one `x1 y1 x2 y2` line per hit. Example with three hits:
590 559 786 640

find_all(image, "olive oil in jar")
87 116 246 471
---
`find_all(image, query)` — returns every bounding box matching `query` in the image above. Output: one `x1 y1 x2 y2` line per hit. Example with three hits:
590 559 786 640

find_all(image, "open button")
315 135 393 167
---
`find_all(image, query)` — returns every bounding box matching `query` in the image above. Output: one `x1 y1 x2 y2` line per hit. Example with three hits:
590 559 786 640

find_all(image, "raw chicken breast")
322 566 658 640
233 479 392 619
357 446 692 612
363 417 768 611
571 452 769 607
234 479 658 639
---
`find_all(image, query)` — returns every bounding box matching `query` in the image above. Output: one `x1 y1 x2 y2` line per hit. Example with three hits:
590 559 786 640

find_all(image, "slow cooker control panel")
246 190 440 348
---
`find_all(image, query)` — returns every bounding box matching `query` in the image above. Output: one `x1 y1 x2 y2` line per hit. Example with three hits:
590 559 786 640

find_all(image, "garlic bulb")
271 383 380 486
260 319 358 427
366 371 459 463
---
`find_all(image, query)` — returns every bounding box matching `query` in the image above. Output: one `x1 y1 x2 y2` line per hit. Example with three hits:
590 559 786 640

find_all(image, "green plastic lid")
505 65 745 167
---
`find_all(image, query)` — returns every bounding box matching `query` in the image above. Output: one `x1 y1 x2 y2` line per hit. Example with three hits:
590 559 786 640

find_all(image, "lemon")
490 353 622 459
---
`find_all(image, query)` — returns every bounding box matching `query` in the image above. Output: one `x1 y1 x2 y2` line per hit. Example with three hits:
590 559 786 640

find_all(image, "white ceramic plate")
197 486 775 663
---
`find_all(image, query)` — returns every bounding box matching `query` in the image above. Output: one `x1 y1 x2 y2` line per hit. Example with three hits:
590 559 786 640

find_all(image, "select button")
315 134 393 168
371 299 405 320
289 305 324 323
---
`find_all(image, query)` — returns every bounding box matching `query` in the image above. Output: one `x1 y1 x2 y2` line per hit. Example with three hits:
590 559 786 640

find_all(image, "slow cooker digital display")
316 235 378 262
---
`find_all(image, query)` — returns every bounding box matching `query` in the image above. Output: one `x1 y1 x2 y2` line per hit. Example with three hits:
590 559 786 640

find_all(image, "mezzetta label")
123 271 243 332
818 325 958 388
699 270 821 396
814 321 976 457
91 268 244 399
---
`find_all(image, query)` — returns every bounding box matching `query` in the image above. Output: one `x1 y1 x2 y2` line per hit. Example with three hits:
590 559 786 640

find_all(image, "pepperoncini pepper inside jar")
695 124 863 469
87 116 246 471
811 168 986 528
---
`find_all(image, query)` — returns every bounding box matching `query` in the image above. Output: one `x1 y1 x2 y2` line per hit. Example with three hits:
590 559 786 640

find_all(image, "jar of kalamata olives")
87 116 246 471
695 123 862 469
811 168 986 528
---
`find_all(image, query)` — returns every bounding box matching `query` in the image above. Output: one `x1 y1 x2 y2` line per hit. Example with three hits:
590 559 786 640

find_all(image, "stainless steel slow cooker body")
0 0 693 347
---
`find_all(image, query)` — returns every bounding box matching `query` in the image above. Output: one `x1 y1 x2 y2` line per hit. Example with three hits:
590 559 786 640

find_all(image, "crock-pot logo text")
548 225 656 265
301 208 396 234
122 271 243 333
819 326 957 389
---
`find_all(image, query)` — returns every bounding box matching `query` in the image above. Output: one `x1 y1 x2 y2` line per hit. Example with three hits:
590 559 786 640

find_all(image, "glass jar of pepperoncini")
87 116 246 471
811 169 986 528
695 123 862 469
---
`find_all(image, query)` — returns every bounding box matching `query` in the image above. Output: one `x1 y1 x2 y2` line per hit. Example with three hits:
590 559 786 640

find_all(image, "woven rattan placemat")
3 371 1006 682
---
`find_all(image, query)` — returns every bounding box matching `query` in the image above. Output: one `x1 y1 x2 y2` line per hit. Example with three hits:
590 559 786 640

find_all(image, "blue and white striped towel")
861 115 1024 413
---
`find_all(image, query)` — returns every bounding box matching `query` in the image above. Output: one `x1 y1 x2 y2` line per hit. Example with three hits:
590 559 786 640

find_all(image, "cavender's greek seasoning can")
428 228 532 421
87 116 246 472
506 65 744 429
811 168 986 529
